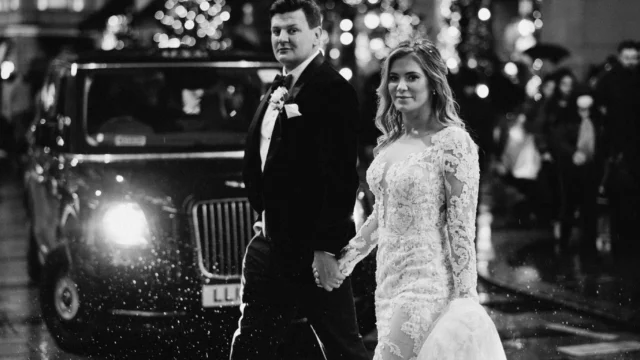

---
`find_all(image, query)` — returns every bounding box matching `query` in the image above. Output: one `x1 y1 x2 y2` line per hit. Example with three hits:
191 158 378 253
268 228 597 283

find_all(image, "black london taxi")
23 48 376 354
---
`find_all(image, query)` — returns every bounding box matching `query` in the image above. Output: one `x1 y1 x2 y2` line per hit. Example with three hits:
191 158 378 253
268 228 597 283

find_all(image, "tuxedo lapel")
288 53 325 102
245 86 275 173
263 53 325 175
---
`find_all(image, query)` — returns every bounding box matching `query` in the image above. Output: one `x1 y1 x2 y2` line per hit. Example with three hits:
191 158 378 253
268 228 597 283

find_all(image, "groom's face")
271 9 321 71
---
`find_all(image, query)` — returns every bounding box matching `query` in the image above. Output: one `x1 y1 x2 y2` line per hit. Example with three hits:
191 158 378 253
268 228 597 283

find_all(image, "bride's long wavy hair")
374 39 464 153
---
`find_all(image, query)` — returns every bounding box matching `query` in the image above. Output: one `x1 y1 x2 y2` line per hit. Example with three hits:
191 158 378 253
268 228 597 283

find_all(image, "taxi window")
83 66 276 149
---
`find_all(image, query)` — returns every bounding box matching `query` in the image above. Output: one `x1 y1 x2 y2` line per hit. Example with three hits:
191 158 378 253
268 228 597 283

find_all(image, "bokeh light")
340 19 353 32
518 19 535 36
339 68 353 81
478 8 491 21
364 12 380 29
504 62 518 76
340 32 354 45
380 12 394 28
476 84 490 98
446 58 458 70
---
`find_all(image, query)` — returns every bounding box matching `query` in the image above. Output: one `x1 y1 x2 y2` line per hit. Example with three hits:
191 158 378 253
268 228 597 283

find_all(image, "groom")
229 0 369 359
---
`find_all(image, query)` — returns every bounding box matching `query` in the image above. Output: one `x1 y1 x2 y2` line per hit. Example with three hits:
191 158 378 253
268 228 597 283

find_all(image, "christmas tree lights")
154 0 232 50
333 0 425 70
450 0 495 77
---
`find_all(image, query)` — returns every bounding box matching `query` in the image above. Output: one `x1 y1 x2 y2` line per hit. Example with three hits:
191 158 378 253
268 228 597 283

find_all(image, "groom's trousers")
229 234 370 360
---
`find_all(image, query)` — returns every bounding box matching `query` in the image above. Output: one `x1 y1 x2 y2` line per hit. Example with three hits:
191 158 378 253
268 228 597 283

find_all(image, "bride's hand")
313 251 346 291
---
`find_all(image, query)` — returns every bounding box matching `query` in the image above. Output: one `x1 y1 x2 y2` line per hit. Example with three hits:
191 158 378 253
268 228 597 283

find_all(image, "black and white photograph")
0 0 639 359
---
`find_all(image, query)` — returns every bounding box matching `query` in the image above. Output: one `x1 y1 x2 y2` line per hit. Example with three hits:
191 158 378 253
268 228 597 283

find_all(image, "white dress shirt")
259 49 321 171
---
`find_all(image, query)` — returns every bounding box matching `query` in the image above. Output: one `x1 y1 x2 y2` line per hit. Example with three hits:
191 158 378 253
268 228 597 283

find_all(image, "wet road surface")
3 175 640 359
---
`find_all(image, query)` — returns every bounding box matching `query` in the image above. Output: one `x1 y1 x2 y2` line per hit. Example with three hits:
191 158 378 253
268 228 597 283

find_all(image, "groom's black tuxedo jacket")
243 53 360 277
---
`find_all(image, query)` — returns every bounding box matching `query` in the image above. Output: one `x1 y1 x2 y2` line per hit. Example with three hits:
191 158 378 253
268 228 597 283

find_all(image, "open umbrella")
523 43 571 64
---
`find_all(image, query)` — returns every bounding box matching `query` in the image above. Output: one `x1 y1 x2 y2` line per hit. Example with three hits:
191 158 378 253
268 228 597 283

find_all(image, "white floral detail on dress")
419 298 507 360
338 126 489 360
442 128 480 300
339 208 378 276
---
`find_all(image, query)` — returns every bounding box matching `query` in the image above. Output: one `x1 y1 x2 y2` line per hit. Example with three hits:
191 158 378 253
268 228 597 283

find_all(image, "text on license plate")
202 284 241 307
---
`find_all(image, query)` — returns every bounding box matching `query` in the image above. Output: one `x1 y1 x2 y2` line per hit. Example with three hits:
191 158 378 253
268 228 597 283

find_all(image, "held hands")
312 251 346 292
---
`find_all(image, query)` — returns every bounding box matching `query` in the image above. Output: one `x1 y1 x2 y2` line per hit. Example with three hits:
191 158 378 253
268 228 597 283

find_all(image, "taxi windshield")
83 65 280 149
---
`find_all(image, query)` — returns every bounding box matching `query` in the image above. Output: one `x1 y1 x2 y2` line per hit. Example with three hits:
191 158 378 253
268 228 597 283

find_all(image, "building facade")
540 0 640 79
0 0 107 75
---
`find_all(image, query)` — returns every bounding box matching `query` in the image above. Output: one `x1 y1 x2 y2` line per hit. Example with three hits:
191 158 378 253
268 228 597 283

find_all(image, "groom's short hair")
270 0 323 29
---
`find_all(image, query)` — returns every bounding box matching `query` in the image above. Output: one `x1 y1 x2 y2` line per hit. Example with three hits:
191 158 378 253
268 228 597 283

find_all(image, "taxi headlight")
101 203 150 247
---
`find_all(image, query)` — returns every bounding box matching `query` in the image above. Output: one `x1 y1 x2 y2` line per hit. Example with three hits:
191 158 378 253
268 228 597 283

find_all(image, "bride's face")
388 55 431 114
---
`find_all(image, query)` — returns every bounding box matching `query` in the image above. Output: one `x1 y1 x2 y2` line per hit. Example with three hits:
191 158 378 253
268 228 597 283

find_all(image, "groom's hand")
313 251 346 292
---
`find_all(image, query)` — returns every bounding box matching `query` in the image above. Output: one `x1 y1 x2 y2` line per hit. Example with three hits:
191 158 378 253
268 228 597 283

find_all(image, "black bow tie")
272 74 293 90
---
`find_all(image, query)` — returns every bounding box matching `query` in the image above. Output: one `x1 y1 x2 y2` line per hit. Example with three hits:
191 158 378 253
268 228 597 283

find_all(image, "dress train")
418 298 506 360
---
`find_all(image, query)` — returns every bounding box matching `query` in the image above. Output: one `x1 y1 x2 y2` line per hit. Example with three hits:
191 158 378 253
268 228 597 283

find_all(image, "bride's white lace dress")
338 126 505 360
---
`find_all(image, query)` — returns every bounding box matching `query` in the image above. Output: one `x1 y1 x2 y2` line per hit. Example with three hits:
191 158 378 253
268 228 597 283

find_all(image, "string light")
340 0 429 81
340 32 354 45
340 19 354 31
370 38 385 51
518 19 535 36
438 0 461 74
364 12 380 29
532 58 543 71
478 8 491 21
379 12 394 28
446 58 459 70
504 62 518 76
476 84 489 98
155 0 232 49
514 0 543 55
339 68 353 81
441 0 497 89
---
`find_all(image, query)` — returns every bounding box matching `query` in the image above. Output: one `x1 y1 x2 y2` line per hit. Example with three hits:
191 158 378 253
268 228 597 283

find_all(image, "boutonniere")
284 103 302 118
269 86 288 111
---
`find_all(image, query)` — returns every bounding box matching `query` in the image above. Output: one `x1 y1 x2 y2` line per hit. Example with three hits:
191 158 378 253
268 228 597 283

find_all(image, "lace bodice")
338 126 481 360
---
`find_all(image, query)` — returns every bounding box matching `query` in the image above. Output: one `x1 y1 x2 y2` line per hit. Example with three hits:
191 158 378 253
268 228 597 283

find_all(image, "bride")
331 39 506 359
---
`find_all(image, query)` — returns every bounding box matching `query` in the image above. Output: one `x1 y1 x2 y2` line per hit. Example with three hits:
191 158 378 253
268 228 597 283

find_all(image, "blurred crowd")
495 40 640 266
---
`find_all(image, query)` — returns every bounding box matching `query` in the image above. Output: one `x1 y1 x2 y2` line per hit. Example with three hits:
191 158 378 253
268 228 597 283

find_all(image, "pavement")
478 170 640 331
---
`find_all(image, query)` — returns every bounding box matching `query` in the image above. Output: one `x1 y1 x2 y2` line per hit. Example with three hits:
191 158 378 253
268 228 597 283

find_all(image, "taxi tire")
40 250 97 354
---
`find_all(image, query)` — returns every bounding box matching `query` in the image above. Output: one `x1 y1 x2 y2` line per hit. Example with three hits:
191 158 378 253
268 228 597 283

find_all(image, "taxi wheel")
40 251 97 354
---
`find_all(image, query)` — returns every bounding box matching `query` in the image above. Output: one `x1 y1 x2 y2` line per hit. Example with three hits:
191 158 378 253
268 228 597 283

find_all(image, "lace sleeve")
442 129 480 300
338 207 379 276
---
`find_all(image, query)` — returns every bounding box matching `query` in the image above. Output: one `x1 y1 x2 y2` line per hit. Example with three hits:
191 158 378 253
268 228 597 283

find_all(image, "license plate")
202 283 241 307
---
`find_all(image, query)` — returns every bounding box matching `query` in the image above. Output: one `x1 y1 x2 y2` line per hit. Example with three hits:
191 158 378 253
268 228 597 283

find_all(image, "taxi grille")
192 198 258 278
